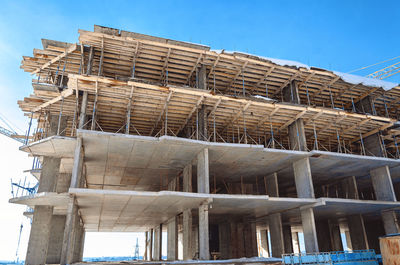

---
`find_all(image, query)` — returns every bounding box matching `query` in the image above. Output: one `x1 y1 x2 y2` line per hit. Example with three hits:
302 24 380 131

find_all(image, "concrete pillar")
229 221 238 258
183 209 193 260
301 208 319 252
243 221 257 257
78 91 88 129
283 225 293 254
293 158 319 253
345 230 353 250
219 222 230 259
370 166 399 234
197 148 209 193
198 202 210 260
148 229 153 260
266 172 285 257
329 220 343 251
38 157 61 193
60 197 79 265
70 137 84 188
167 217 178 260
236 222 245 257
152 225 162 260
292 232 300 253
25 206 53 265
347 214 369 250
268 214 284 257
183 164 192 192
293 158 314 199
260 230 270 257
198 64 207 141
316 220 332 252
46 215 67 264
341 176 359 199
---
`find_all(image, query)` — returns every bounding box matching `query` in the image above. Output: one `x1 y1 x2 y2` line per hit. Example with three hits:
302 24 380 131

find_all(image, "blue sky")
0 0 399 261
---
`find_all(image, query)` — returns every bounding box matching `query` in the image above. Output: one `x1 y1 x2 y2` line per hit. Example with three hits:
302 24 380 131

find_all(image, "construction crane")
367 61 400 80
0 112 30 144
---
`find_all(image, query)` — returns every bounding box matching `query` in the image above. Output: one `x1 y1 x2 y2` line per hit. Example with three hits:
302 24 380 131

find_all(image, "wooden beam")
149 91 173 135
175 95 204 135
350 122 393 143
161 48 172 83
248 66 275 94
272 72 299 98
226 61 248 92
31 43 78 75
220 101 251 134
32 88 74 112
279 110 307 131
186 53 203 85
312 76 340 97
208 52 222 79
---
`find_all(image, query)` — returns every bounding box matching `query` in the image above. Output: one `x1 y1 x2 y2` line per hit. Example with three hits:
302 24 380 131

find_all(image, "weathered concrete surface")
46 215 66 264
25 206 53 265
167 217 178 260
347 214 369 250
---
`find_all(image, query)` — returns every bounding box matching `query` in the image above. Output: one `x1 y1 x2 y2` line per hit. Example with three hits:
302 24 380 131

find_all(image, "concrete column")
292 232 300 253
266 172 285 257
198 202 210 260
197 148 209 193
183 164 192 192
345 230 353 250
149 229 153 260
283 225 293 254
293 158 314 199
301 207 319 252
198 64 208 141
183 209 193 260
260 230 270 257
341 176 359 199
243 221 257 257
25 206 53 265
60 197 79 265
236 222 245 257
70 137 84 188
316 220 332 252
229 221 238 258
266 173 279 197
370 166 399 234
268 214 284 257
167 217 178 260
219 222 231 259
152 225 162 260
37 157 61 193
46 215 67 264
347 214 369 250
78 91 88 129
72 221 85 263
329 220 343 251
293 158 319 253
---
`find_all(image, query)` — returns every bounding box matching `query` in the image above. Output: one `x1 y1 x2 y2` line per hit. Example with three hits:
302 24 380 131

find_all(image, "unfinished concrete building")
11 25 400 265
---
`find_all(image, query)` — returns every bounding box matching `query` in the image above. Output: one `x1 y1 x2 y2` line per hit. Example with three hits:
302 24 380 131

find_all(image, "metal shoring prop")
57 97 64 136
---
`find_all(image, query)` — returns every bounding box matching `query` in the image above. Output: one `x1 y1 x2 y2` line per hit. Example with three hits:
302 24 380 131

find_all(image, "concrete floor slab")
20 136 76 158
9 192 69 214
312 197 400 218
70 188 316 232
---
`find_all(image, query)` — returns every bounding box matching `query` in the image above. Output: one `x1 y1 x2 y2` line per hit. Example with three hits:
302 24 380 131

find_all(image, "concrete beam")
198 202 210 260
167 216 178 260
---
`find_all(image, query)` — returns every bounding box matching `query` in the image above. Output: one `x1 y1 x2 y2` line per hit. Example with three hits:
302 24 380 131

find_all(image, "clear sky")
0 0 399 261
